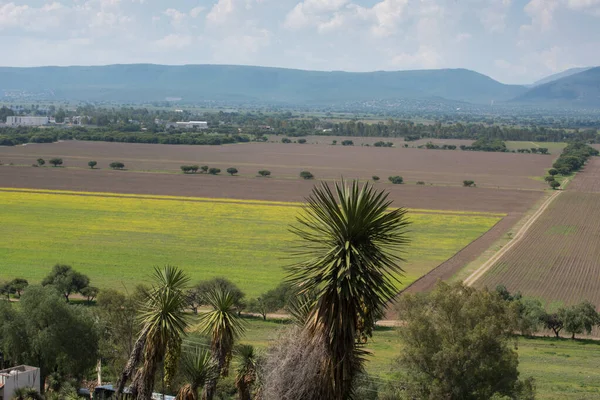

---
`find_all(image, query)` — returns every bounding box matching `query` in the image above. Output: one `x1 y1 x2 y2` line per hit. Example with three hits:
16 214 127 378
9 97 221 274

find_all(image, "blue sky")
0 0 599 84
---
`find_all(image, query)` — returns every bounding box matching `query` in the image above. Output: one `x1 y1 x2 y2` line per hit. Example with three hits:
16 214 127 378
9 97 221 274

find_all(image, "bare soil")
0 140 551 190
0 165 543 213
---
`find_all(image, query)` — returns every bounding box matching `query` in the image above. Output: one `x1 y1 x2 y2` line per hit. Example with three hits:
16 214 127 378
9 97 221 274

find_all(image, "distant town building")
174 121 208 129
0 365 41 400
5 116 49 126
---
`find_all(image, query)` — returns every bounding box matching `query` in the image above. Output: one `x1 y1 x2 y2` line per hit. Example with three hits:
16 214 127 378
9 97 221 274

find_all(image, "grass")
233 317 600 399
0 189 500 298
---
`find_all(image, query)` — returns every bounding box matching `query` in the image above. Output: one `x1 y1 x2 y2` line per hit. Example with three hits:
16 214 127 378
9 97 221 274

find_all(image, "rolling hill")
0 64 527 105
516 67 600 107
530 67 593 87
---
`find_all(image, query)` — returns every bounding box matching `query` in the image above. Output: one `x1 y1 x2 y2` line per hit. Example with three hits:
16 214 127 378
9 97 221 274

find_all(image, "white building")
174 121 208 130
0 365 41 400
5 116 49 126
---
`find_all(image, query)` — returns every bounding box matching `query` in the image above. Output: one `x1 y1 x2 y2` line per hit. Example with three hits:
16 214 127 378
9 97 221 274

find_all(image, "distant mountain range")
530 67 593 87
516 67 600 106
0 64 598 108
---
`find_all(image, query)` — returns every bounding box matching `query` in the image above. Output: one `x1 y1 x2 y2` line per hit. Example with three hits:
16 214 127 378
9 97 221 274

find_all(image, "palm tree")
234 345 258 400
176 346 218 400
288 180 410 400
116 266 190 400
11 387 44 400
197 287 246 400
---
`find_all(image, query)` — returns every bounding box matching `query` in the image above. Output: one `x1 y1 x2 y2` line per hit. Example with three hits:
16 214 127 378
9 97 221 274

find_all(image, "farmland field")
0 188 502 297
0 140 552 189
475 158 600 307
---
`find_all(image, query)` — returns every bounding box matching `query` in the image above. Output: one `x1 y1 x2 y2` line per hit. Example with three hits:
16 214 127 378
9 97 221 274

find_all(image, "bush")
548 168 558 176
49 158 63 167
88 161 97 169
297 139 307 144
388 176 403 184
208 167 221 175
300 171 314 180
226 167 238 176
549 180 561 190
341 140 354 146
463 180 476 187
109 162 125 170
372 176 380 181
416 181 425 185
544 176 556 182
37 158 45 166
258 170 271 177
201 165 209 173
332 140 337 145
282 138 292 143
558 166 571 175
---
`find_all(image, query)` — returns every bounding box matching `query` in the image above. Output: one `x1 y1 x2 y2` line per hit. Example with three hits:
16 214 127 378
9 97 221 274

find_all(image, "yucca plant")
197 287 247 400
288 180 410 400
11 387 44 400
176 346 219 400
116 265 190 400
234 345 258 400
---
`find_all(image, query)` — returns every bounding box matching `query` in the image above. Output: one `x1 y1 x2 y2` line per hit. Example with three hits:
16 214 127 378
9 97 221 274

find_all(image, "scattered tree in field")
209 168 221 175
0 281 14 300
297 139 307 144
288 180 410 399
88 160 97 169
247 283 294 320
300 171 314 180
550 180 561 190
234 345 258 400
10 278 29 297
559 302 599 339
388 176 403 184
198 287 246 400
201 166 209 173
281 138 292 144
49 158 63 167
37 158 45 166
416 181 425 185
0 286 99 393
227 167 238 176
341 140 354 146
41 264 90 302
463 180 476 187
186 277 246 315
80 286 99 305
372 176 380 181
110 162 125 170
548 168 558 176
182 165 200 174
258 170 271 177
332 140 337 145
396 282 535 400
542 312 564 337
544 176 556 182
116 266 190 399
190 165 199 173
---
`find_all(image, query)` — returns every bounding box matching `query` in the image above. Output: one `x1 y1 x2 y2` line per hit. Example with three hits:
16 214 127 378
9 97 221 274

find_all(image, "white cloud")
390 45 441 69
522 0 559 32
480 0 512 33
190 6 206 18
155 33 193 49
206 0 235 25
456 33 472 42
164 8 187 26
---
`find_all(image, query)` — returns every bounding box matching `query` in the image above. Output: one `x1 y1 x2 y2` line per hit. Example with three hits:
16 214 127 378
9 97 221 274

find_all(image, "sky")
0 0 599 84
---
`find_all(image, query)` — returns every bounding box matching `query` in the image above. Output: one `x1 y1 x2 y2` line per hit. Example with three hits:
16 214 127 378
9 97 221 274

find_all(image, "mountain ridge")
0 64 527 105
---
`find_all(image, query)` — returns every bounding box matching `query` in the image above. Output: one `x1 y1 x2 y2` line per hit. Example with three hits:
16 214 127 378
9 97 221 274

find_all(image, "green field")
0 188 501 297
231 318 600 400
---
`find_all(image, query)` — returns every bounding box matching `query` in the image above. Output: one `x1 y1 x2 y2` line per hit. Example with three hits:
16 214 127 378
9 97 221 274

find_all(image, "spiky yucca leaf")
288 180 410 400
176 347 218 400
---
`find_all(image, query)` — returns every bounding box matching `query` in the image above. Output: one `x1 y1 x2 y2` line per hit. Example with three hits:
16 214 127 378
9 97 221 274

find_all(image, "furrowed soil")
0 140 551 189
474 158 600 307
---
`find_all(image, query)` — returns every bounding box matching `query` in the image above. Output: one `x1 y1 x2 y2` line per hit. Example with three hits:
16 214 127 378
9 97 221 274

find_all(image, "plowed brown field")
0 141 551 189
475 157 600 306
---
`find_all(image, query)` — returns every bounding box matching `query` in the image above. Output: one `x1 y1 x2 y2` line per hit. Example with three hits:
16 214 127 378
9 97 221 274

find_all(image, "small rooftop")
0 365 38 375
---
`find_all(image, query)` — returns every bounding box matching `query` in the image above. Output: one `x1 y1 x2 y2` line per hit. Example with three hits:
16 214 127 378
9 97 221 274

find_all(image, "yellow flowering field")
0 188 502 297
